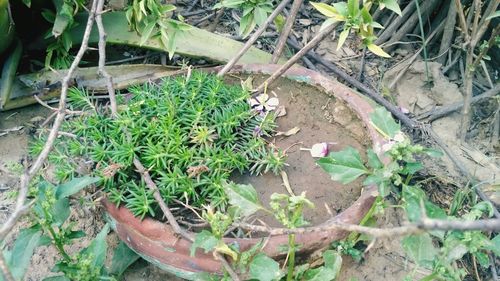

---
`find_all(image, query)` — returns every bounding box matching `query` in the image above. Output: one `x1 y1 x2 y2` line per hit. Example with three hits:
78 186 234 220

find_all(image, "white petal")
310 143 328 158
267 97 279 107
256 93 269 103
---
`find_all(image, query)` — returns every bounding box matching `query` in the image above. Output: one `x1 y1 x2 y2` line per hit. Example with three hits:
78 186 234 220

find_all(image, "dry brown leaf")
276 126 300 137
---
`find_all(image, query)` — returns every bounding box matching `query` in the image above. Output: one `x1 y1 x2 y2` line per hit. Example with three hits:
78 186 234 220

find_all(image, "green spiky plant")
31 71 286 218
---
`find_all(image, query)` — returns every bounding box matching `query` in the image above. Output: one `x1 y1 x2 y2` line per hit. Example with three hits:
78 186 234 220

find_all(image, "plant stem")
286 233 296 281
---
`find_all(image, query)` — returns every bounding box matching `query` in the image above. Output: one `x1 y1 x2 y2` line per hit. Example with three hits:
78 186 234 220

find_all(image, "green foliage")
41 0 85 69
310 0 398 57
214 0 275 38
248 253 282 281
222 181 266 217
317 107 499 281
39 71 285 217
0 178 122 281
109 241 140 277
125 0 191 58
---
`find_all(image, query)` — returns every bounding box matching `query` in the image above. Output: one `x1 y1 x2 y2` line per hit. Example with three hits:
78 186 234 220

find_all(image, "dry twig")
0 1 99 279
271 0 303 64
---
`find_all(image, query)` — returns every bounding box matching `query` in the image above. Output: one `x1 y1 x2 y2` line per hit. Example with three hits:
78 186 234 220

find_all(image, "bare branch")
271 0 303 64
234 217 500 238
0 0 99 241
95 0 117 116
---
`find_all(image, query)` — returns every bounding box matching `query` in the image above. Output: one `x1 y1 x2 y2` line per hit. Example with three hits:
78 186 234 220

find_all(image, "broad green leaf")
310 2 339 18
223 181 265 217
474 251 490 268
422 148 443 158
347 0 359 17
81 224 110 268
486 10 500 20
167 28 178 59
320 18 337 32
249 253 281 281
139 20 156 46
367 43 391 58
52 198 70 226
5 226 43 280
381 0 402 16
377 180 390 197
332 2 348 18
110 241 140 276
489 235 500 256
401 162 423 175
317 147 368 184
323 249 342 273
369 107 400 138
190 230 218 256
366 149 383 169
402 234 437 269
55 176 100 199
253 7 267 26
22 0 31 7
337 28 350 50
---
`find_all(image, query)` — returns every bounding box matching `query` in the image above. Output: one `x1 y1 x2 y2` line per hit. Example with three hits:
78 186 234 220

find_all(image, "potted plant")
34 64 386 280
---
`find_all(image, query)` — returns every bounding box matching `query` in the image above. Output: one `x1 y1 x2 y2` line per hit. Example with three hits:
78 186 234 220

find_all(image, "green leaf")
273 14 286 32
167 28 178 59
81 224 110 268
55 176 100 199
110 241 140 276
317 147 367 184
249 253 281 281
52 198 70 226
4 226 43 280
22 0 31 7
401 162 423 175
190 230 218 256
223 181 265 217
369 107 400 138
402 234 437 269
486 10 500 20
367 43 391 58
323 249 342 272
381 0 402 16
67 230 86 240
377 180 390 197
337 28 350 50
304 251 341 281
310 2 339 18
366 149 383 169
489 235 500 256
347 0 359 17
253 7 267 26
422 148 443 158
139 20 156 46
320 18 337 32
474 251 490 268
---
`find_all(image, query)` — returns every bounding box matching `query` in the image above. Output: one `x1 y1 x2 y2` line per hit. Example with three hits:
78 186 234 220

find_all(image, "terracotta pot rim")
104 64 386 279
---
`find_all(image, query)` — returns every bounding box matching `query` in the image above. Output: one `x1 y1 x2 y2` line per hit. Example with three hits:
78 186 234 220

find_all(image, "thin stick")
0 251 14 281
217 0 291 77
437 0 457 65
255 22 337 93
271 0 303 64
0 0 98 241
420 83 500 122
234 217 500 238
95 0 117 117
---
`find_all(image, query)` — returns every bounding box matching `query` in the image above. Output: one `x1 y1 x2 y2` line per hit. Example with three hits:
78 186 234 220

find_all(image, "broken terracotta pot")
103 64 386 280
